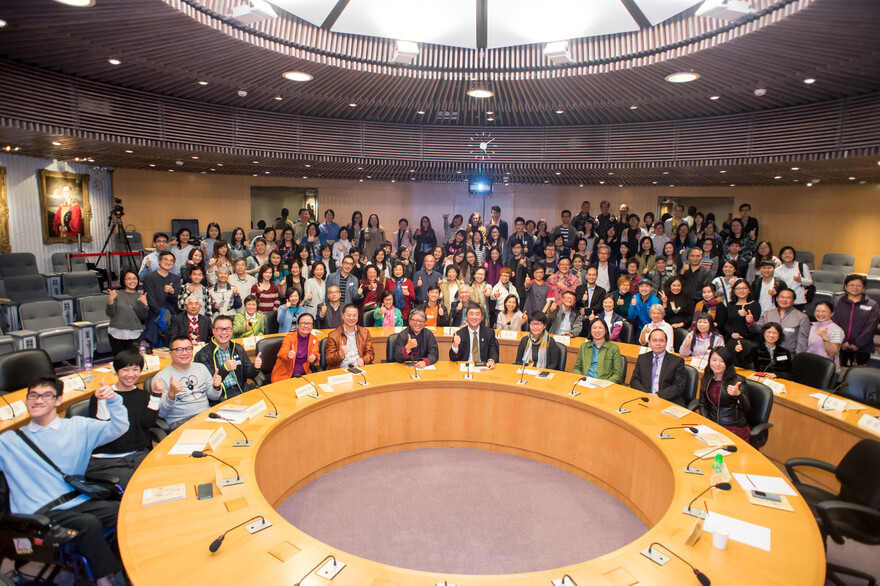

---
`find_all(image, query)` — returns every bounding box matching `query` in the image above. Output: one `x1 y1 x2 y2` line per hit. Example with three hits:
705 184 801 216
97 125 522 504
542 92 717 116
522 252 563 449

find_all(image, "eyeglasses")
27 392 59 401
214 327 233 333
170 347 194 354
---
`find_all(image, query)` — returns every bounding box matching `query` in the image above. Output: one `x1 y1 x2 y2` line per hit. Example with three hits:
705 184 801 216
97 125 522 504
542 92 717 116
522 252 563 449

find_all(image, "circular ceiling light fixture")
664 71 700 83
467 88 494 99
198 81 208 85
108 58 121 65
54 0 95 6
283 71 313 82
803 78 816 84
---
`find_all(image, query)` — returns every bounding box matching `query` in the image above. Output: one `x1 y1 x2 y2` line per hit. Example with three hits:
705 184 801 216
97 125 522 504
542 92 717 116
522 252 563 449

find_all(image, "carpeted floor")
278 447 649 575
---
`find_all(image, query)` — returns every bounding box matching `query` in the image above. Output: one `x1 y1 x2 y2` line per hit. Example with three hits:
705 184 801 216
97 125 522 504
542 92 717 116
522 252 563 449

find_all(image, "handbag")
155 307 170 332
15 430 113 509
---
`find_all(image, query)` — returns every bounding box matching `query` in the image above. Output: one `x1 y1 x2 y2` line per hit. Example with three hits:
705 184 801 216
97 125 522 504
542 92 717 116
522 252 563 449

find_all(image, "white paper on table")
584 377 613 388
168 442 207 455
689 357 708 370
61 375 85 393
94 366 113 373
497 330 518 340
685 425 716 435
552 335 571 345
245 400 266 419
318 383 335 394
516 368 540 375
762 379 786 394
241 337 256 351
443 327 458 336
857 414 880 436
311 329 322 336
143 355 161 372
215 408 249 424
459 362 488 372
576 379 598 389
732 473 797 496
416 364 436 370
207 427 227 451
0 400 26 420
295 383 319 398
326 373 354 386
812 394 848 411
394 326 405 333
639 346 651 354
704 511 771 552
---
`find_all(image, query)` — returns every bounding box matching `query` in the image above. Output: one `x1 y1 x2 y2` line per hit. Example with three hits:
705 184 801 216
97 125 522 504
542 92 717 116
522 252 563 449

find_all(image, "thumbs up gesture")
320 304 327 317
94 379 115 401
417 277 423 287
453 333 461 347
108 289 118 303
152 377 166 395
405 334 418 351
254 352 262 369
224 357 237 371
213 368 222 388
726 381 743 396
168 376 183 399
617 297 624 306
745 310 755 325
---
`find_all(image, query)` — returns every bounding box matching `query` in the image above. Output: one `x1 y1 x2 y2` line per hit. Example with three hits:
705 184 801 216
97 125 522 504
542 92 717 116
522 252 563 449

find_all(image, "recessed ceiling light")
486 111 494 115
52 141 62 146
252 160 259 164
669 184 675 187
391 179 396 183
487 117 494 121
359 179 363 182
274 95 282 101
629 105 638 110
149 164 156 167
125 149 133 153
168 169 174 172
410 177 415 181
710 95 720 100
409 169 415 173
417 110 425 115
774 175 782 179
0 19 6 28
608 172 614 175
556 109 564 114
216 163 223 167
849 176 856 180
544 180 550 184
198 81 208 86
348 103 357 107
253 174 258 177
210 168 215 171
579 184 583 187
191 156 198 159
618 184 623 188
599 181 605 185
357 167 363 170
555 172 561 176
283 71 313 82
793 179 799 182
662 171 669 175
806 182 813 186
652 181 658 184
456 170 462 174
859 180 866 184
108 58 121 65
265 171 270 174
803 78 816 84
304 164 311 168
54 0 95 6
302 176 308 179
730 184 736 187
719 170 726 173
754 88 767 96
367 175 372 179
665 71 700 83
791 167 799 171
467 88 494 99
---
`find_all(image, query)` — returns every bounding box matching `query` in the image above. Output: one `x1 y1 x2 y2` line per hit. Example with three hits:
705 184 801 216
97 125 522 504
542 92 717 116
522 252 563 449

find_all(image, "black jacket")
630 351 687 406
195 338 260 405
514 335 563 369
165 313 212 346
574 284 607 313
698 373 751 430
449 324 499 363
393 327 440 365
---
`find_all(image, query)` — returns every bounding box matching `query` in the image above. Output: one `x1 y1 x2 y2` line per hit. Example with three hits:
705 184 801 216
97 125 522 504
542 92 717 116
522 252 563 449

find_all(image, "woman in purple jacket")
832 274 880 366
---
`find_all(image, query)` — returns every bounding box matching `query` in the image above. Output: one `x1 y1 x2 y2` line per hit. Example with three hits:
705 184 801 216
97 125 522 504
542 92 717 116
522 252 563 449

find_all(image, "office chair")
791 352 837 391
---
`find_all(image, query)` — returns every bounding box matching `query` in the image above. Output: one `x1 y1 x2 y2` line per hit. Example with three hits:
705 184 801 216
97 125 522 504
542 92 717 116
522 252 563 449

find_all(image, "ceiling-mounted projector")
695 0 751 21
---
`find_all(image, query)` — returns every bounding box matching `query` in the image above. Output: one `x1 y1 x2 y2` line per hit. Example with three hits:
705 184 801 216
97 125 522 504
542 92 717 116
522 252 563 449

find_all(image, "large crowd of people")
1 199 877 585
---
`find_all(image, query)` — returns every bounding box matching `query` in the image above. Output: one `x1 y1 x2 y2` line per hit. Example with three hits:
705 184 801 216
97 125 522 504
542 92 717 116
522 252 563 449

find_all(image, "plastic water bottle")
139 340 147 355
711 453 724 485
84 357 93 383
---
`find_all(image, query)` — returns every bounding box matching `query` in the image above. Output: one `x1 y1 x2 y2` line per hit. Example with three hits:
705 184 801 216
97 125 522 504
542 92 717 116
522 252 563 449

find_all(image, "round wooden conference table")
118 358 827 585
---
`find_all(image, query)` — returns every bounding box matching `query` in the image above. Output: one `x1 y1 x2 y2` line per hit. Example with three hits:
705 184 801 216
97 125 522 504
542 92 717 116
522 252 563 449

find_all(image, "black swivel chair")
553 341 567 371
836 367 880 409
791 352 837 391
253 336 285 386
264 310 279 335
617 321 635 345
318 338 327 371
385 333 399 363
683 365 699 410
672 327 689 353
743 379 774 449
785 439 880 586
618 354 628 384
0 349 54 394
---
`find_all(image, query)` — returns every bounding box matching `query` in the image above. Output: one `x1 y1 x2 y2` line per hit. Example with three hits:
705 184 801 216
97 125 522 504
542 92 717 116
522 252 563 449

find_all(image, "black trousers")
46 499 121 579
108 334 139 355
840 350 870 367
86 449 150 489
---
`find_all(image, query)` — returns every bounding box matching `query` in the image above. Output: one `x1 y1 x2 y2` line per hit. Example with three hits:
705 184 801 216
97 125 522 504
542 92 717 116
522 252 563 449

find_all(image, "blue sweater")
0 394 129 514
628 293 661 330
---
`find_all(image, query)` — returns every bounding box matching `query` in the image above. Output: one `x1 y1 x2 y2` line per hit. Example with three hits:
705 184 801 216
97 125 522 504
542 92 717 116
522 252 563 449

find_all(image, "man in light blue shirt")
0 376 129 585
318 208 340 244
138 232 179 280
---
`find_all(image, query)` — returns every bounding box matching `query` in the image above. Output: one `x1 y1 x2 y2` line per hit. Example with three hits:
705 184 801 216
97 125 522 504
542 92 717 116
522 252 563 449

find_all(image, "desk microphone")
208 413 251 447
684 482 731 518
208 515 268 553
256 387 280 418
683 445 738 475
568 376 587 396
191 451 242 487
642 542 711 586
294 555 341 586
464 361 472 380
657 425 700 439
616 396 649 414
347 366 368 386
405 361 420 380
517 364 527 385
0 392 17 420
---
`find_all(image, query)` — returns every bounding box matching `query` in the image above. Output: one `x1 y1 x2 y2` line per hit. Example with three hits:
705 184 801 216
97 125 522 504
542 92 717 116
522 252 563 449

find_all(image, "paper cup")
713 528 730 550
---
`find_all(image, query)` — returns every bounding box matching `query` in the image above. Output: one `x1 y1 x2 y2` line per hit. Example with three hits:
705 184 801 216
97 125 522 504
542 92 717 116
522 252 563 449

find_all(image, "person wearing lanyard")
195 315 261 405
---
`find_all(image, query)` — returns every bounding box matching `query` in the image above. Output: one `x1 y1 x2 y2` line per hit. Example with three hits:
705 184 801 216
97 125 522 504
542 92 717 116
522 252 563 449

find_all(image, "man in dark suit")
449 302 500 368
392 309 439 367
630 329 687 406
165 295 212 346
487 205 509 241
589 244 620 293
447 286 472 328
575 266 607 315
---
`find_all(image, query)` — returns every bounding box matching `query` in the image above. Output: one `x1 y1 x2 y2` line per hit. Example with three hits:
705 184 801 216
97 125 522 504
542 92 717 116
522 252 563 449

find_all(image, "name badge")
860 305 871 311
783 327 795 333
776 355 788 361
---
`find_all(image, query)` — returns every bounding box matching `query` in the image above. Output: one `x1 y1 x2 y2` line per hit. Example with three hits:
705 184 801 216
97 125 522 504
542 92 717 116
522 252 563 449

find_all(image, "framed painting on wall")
39 169 91 244
0 168 9 252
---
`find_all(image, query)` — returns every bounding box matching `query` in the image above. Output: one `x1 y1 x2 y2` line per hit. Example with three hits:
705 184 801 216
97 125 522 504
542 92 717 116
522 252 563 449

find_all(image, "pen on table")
746 474 756 489
704 501 709 518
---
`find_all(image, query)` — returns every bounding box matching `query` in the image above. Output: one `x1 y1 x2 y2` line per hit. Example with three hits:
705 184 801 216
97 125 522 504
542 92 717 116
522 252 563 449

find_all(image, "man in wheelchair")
1 376 129 585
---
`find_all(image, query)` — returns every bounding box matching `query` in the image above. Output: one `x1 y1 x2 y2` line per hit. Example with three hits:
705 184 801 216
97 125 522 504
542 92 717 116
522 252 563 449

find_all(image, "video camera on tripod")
108 197 125 226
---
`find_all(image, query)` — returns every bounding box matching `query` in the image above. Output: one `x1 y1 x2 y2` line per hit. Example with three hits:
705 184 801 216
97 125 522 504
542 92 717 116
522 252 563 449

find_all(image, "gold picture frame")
39 169 91 244
0 167 9 253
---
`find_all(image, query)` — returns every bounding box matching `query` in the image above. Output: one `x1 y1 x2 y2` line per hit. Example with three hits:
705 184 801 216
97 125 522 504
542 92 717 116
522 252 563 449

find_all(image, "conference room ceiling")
0 0 878 185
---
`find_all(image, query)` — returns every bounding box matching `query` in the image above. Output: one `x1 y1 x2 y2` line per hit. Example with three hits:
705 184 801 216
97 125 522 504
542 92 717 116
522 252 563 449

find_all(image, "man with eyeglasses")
165 295 211 347
196 315 262 405
325 255 363 306
138 232 179 280
392 309 439 367
143 250 180 349
0 376 129 586
154 335 217 429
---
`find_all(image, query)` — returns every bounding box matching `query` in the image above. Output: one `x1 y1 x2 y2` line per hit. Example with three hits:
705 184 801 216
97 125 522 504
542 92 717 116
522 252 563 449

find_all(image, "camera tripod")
97 213 137 284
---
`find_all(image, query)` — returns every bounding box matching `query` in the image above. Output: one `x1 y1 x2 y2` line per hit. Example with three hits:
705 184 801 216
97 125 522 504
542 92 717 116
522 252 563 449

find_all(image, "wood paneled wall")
114 168 880 272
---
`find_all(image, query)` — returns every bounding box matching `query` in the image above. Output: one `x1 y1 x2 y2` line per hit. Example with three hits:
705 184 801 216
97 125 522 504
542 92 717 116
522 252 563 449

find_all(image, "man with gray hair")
589 244 619 292
165 295 212 346
393 309 439 367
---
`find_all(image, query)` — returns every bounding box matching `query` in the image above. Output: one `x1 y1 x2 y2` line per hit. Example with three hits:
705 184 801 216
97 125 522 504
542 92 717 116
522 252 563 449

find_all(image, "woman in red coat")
270 313 321 382
385 261 416 321
359 265 385 317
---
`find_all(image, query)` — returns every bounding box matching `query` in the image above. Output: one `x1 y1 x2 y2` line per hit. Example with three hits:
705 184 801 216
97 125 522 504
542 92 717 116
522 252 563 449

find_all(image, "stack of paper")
142 483 186 506
704 511 771 552
215 404 249 424
168 429 214 455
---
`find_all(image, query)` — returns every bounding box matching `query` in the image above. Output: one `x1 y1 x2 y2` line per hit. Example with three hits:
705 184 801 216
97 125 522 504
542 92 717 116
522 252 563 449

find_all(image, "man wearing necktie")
449 302 499 369
630 329 687 406
165 296 211 347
